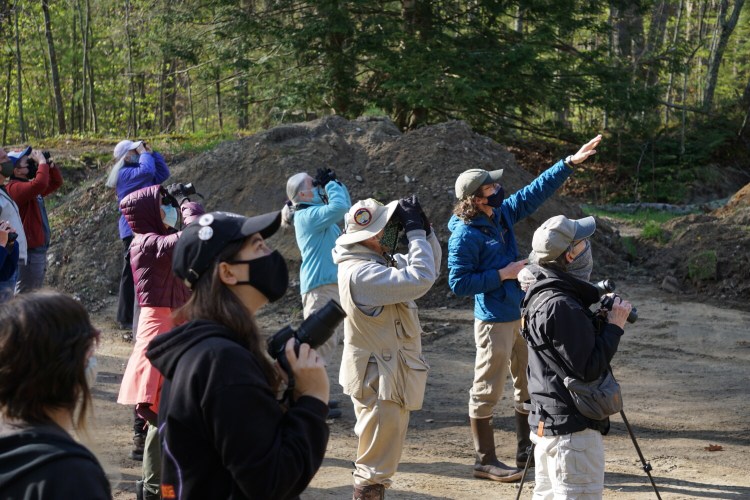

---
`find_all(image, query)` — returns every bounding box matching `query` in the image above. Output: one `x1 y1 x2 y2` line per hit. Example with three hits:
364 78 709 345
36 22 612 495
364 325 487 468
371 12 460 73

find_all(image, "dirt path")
90 283 750 500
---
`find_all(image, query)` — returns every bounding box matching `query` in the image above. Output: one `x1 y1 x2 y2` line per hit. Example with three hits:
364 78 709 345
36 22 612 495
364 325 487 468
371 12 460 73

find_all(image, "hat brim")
8 146 32 163
336 200 399 246
240 211 281 241
572 216 596 241
483 169 504 185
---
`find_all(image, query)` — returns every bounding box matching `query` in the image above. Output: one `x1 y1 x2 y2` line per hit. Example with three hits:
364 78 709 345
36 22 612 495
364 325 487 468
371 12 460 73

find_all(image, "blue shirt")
447 160 572 322
293 181 351 295
116 152 170 239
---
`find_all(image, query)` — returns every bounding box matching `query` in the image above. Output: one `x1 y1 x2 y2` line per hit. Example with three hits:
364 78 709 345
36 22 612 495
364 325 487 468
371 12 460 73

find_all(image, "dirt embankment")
47 116 631 317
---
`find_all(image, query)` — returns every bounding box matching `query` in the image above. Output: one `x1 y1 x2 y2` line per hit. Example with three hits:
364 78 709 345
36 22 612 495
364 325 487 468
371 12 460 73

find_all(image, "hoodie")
145 320 329 500
0 421 111 499
120 185 203 308
447 160 572 322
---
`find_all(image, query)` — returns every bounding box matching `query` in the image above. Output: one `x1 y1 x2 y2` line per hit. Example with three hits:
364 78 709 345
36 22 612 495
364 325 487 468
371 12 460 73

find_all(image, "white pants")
530 428 605 499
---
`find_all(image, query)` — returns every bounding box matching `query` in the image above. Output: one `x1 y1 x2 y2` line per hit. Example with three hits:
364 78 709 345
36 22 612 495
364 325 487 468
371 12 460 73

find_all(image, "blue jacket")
447 160 572 322
294 181 351 295
116 152 170 239
0 243 19 282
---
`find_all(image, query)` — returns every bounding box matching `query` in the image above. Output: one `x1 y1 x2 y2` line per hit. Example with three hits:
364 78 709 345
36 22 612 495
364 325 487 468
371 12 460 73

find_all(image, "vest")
337 257 429 410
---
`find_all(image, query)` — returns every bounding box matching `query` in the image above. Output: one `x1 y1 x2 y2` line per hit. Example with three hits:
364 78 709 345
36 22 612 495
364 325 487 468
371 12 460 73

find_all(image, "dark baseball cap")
173 210 281 288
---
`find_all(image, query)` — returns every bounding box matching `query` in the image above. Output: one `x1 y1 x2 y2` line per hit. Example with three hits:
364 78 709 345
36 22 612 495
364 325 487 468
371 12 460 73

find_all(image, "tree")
41 0 66 134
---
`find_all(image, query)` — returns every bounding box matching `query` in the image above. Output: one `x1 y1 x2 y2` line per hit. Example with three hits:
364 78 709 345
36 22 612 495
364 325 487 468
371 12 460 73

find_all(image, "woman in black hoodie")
0 291 111 499
146 211 330 500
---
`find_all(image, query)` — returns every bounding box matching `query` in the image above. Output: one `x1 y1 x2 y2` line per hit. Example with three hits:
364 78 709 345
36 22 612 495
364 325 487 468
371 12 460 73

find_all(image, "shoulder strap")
522 288 580 380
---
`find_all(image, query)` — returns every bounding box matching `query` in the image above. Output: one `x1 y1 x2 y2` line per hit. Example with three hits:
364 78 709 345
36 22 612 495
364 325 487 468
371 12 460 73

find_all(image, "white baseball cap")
113 140 143 160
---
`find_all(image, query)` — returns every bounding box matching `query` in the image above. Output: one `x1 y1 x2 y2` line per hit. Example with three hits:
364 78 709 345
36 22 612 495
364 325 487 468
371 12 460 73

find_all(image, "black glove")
166 183 190 205
313 168 337 188
396 195 423 234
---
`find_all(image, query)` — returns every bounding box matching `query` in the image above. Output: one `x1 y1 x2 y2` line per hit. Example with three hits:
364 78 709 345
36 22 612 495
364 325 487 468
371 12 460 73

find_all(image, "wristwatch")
564 155 574 168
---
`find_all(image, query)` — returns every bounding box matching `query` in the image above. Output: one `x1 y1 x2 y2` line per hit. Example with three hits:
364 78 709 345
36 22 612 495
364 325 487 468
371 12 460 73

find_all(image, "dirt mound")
46 116 628 313
641 183 750 302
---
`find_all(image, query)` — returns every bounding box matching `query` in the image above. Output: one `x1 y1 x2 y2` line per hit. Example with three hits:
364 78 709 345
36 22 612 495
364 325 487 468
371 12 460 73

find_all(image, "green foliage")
2 0 749 207
583 206 696 225
687 250 718 283
640 221 668 243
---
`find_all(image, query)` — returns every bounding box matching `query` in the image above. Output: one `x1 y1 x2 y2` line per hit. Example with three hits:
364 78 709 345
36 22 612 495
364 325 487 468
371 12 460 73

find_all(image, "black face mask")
228 250 289 302
485 185 505 208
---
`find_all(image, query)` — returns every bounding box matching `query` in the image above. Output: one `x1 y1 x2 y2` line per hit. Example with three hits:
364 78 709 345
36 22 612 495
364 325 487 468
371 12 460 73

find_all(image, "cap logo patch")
198 226 214 241
353 208 373 226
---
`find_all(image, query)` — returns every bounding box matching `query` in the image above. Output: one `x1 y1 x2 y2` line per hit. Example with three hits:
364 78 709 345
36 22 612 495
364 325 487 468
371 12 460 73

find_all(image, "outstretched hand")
569 134 602 165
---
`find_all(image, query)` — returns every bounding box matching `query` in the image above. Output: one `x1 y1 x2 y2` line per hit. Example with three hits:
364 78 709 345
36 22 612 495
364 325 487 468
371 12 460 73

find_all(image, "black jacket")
521 266 623 436
0 422 111 499
145 319 329 500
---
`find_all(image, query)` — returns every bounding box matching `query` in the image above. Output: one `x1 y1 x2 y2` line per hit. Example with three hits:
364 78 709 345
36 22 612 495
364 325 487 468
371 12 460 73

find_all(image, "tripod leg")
620 410 662 500
515 442 535 500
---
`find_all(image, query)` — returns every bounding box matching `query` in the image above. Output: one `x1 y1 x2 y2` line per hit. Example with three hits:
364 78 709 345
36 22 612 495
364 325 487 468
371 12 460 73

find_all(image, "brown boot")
470 417 523 482
515 410 534 469
352 484 385 500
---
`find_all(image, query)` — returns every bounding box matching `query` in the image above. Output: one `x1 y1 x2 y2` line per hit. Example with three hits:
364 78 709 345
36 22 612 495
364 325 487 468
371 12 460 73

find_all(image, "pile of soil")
46 116 629 315
641 183 750 302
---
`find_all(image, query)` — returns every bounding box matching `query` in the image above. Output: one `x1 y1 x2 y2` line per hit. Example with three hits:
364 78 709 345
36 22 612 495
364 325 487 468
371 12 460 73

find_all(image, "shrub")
687 250 718 283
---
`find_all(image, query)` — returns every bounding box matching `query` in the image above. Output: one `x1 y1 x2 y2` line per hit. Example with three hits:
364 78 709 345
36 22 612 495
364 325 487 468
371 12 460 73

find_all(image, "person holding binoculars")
145 210 330 500
6 146 63 294
117 183 204 500
332 195 441 500
282 167 351 418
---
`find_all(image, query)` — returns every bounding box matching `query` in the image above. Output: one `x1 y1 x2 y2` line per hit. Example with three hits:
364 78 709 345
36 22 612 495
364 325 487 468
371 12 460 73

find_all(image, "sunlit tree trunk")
702 0 744 111
14 1 25 141
42 0 66 134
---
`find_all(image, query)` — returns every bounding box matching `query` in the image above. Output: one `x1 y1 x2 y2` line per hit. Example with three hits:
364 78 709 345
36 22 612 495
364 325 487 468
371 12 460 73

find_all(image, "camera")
592 279 638 323
7 232 17 243
267 299 346 374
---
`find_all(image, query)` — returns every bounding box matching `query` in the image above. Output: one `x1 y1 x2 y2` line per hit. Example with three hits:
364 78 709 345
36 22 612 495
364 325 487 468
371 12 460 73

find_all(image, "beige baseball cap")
455 168 503 199
532 215 596 262
336 199 398 246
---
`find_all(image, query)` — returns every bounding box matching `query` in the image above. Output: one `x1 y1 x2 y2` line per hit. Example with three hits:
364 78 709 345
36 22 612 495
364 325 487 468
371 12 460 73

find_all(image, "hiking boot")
129 433 145 461
328 408 342 419
515 410 534 469
470 417 523 482
353 484 385 500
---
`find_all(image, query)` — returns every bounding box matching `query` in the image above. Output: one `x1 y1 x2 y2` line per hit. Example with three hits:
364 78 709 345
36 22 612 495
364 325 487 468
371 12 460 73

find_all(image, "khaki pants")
530 428 605 499
351 361 410 487
468 319 529 419
142 422 161 496
302 283 343 366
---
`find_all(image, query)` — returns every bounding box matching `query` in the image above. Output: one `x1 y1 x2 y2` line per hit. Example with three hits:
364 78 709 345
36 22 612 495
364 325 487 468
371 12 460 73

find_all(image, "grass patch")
582 206 693 226
620 236 638 258
640 220 668 243
687 250 718 282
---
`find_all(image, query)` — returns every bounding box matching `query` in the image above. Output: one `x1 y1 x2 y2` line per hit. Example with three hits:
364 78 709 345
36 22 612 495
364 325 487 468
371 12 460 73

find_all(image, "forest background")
2 0 750 203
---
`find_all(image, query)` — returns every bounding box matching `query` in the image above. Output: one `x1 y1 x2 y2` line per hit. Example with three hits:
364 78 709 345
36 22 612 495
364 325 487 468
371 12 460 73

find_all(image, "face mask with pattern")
379 218 402 255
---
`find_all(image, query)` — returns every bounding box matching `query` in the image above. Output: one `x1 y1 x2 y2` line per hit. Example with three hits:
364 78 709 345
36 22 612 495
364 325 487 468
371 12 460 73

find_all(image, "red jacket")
6 163 63 249
120 185 204 308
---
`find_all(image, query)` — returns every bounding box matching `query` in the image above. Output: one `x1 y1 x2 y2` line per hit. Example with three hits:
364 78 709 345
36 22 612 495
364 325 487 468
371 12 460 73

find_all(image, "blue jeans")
16 247 47 294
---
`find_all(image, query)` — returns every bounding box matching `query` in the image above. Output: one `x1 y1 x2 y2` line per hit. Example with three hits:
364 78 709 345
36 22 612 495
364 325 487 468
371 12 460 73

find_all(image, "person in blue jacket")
282 168 350 418
106 138 170 463
0 220 19 284
447 135 601 482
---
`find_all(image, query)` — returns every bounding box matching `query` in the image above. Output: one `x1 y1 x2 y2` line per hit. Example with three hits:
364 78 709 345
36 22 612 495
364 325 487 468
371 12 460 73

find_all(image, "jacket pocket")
339 347 372 399
397 349 430 410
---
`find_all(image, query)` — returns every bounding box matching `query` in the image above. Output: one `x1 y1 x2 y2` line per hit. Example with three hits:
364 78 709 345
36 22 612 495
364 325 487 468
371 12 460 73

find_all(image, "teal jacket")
447 160 572 322
294 181 351 295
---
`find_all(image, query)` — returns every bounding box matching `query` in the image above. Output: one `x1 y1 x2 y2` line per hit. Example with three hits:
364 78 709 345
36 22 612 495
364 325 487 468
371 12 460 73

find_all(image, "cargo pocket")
555 431 604 488
339 347 372 399
397 349 430 410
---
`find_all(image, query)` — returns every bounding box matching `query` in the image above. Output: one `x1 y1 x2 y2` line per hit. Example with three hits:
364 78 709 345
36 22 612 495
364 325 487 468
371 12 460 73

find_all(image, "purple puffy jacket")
120 185 204 308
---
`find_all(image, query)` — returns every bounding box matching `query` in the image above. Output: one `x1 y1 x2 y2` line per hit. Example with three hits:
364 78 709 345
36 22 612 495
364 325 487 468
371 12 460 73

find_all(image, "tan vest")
338 258 429 410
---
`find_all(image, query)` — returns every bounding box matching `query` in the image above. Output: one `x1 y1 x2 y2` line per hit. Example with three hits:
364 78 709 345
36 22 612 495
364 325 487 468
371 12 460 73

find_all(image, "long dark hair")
174 239 279 391
0 291 97 429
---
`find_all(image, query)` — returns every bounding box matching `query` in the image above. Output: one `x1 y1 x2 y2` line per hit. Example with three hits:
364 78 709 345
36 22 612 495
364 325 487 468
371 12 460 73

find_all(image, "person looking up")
0 147 27 302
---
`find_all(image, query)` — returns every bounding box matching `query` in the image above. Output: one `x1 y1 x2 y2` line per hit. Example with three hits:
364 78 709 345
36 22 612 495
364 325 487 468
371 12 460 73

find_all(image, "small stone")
661 276 681 294
355 175 363 182
404 175 411 183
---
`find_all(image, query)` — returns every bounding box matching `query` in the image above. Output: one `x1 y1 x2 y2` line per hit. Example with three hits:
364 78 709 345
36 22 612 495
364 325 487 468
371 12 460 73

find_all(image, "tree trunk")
14 2 25 141
125 0 137 135
85 0 97 132
400 0 431 129
41 0 66 134
76 0 88 131
2 55 12 145
644 0 669 86
215 67 223 131
70 6 79 132
187 70 195 133
664 0 685 125
702 0 745 111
